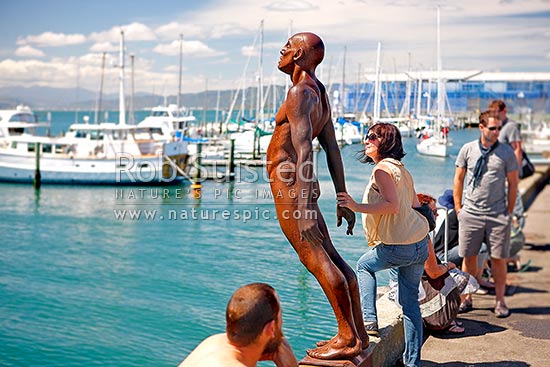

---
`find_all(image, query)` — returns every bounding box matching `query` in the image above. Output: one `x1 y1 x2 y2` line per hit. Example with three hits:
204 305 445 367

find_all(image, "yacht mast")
94 52 106 124
118 30 126 125
177 33 183 109
256 20 264 125
285 20 292 93
74 61 80 123
341 45 346 116
373 42 382 122
129 54 135 125
436 7 444 132
415 77 422 117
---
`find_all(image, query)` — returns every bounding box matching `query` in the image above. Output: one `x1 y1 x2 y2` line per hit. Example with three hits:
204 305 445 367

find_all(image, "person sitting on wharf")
417 193 465 334
418 193 457 278
433 189 491 292
178 283 298 367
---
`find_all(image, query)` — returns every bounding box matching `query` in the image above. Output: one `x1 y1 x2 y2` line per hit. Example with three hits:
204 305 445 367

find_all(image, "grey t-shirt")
456 140 518 215
498 118 521 146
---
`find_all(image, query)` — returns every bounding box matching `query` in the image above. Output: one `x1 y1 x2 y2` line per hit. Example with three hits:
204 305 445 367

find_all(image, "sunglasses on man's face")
485 126 502 131
365 133 379 141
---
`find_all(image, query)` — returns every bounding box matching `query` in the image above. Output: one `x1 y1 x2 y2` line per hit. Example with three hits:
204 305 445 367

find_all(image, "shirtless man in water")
266 32 368 360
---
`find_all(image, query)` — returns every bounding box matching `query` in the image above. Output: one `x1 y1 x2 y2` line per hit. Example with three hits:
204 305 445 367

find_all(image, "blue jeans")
357 237 428 367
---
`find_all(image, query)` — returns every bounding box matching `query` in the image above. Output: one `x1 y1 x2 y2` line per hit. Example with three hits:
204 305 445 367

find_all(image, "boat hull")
0 153 186 185
416 137 448 157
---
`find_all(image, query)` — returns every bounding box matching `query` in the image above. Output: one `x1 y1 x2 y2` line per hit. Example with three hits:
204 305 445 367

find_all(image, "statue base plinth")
299 348 372 367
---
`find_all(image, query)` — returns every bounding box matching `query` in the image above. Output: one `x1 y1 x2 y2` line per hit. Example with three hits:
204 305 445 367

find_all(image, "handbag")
414 203 436 231
419 272 461 331
520 150 535 179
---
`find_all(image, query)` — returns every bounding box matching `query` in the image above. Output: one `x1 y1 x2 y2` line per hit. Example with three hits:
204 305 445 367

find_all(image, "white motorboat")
0 31 190 185
335 121 362 145
137 104 197 141
0 120 189 185
0 105 49 143
416 135 448 157
137 104 226 159
230 128 272 156
522 121 550 155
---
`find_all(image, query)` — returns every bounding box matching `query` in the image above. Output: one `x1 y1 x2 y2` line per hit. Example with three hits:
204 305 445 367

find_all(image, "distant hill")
0 85 288 112
0 86 98 109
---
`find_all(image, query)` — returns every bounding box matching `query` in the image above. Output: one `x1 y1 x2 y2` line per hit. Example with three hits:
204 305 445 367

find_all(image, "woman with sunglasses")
337 122 430 367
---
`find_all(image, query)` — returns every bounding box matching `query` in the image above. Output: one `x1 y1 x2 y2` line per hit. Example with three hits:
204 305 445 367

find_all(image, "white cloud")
0 59 83 88
2 0 549 95
89 22 156 43
209 23 252 39
155 22 205 40
89 42 118 53
241 45 257 57
264 0 319 11
164 64 188 72
15 46 46 58
153 40 222 57
16 32 86 47
264 41 283 50
78 53 117 67
0 55 161 93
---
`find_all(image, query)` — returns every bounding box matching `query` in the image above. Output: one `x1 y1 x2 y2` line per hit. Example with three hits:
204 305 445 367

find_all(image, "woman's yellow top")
361 158 429 246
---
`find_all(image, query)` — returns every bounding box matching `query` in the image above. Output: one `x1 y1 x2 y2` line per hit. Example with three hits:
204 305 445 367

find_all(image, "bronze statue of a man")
266 32 368 360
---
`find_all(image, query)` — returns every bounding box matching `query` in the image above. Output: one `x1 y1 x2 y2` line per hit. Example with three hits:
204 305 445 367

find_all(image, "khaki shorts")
458 210 511 259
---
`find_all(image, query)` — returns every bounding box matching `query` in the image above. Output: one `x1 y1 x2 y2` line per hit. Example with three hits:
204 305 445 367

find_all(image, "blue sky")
1 0 549 99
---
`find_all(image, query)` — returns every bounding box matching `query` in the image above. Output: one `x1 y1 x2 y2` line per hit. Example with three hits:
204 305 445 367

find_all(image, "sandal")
458 299 473 313
446 321 465 334
364 321 379 336
518 259 532 273
479 279 495 289
494 303 510 318
475 287 489 295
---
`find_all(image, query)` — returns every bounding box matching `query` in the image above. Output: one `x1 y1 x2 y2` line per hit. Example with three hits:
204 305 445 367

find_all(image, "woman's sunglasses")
365 133 379 141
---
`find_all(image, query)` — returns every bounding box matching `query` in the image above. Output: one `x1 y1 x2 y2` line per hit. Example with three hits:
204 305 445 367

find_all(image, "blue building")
339 71 550 118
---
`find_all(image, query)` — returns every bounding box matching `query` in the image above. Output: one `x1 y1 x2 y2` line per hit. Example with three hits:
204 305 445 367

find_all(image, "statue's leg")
276 203 362 359
316 215 369 349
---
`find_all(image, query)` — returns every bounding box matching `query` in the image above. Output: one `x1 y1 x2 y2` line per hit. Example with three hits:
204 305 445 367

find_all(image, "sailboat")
370 42 411 137
224 20 272 157
416 7 449 158
0 31 190 185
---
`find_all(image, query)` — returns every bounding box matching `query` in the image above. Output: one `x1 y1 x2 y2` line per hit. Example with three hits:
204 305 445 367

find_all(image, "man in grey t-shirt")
453 110 519 318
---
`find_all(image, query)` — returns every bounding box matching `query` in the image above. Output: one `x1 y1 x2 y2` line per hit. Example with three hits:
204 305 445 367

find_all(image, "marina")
2 3 550 366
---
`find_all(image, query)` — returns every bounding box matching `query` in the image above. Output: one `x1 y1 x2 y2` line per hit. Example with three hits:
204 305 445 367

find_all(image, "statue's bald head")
291 32 324 68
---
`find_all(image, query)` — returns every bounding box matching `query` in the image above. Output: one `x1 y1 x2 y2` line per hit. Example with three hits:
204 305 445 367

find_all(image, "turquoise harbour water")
0 113 480 366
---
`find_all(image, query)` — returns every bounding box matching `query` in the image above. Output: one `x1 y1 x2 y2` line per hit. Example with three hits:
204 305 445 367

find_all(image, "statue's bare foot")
317 335 368 350
307 336 361 360
315 339 330 347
